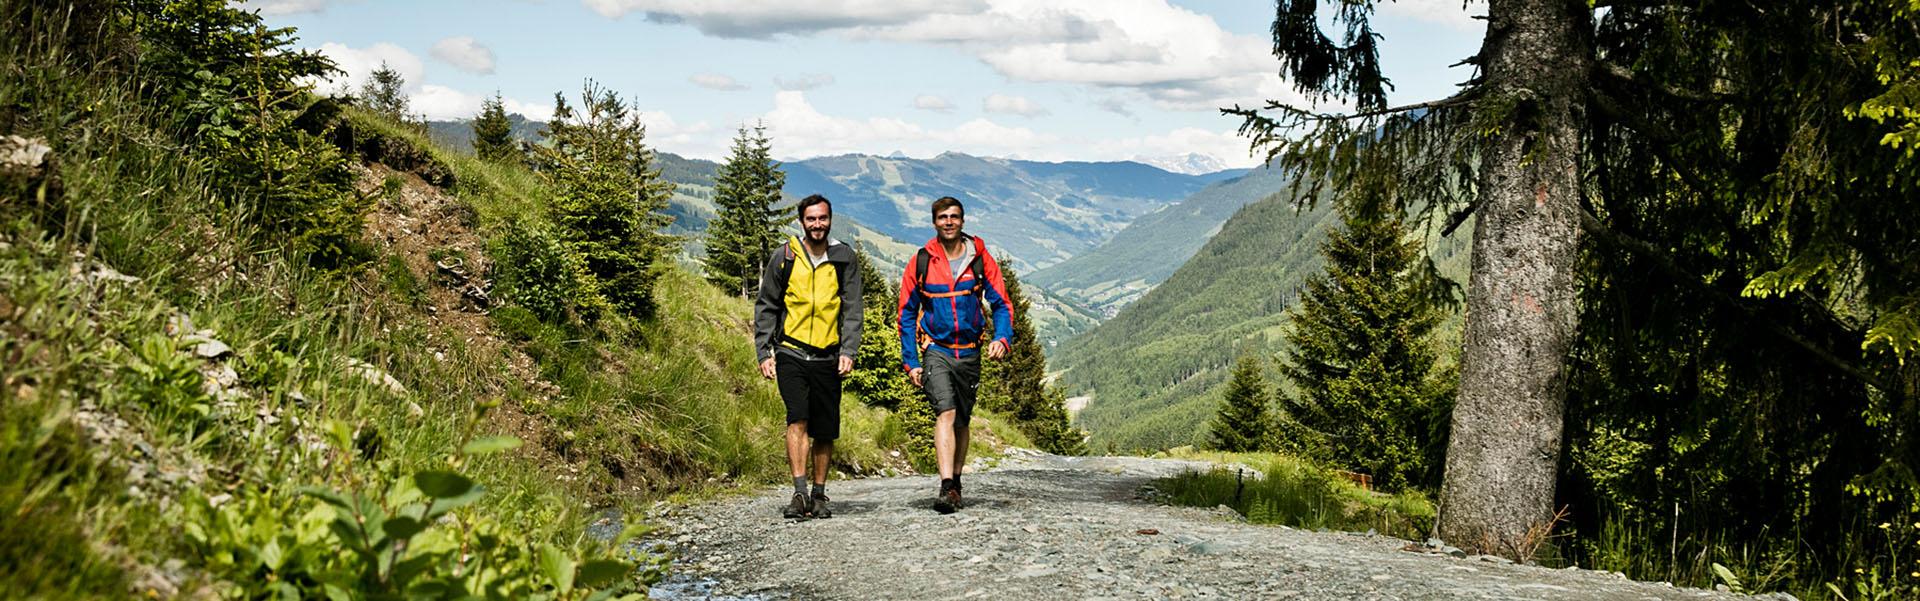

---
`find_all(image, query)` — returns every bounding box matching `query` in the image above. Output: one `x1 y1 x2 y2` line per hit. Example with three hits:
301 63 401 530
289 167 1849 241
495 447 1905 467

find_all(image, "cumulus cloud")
982 94 1048 117
914 94 955 112
240 0 333 15
761 91 1054 160
308 42 546 120
430 36 496 75
690 73 749 91
775 73 837 91
1380 0 1488 31
581 0 989 38
594 0 1310 113
309 42 426 97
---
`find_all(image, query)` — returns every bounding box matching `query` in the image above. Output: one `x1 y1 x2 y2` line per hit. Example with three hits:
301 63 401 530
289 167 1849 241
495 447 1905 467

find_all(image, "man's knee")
787 420 809 433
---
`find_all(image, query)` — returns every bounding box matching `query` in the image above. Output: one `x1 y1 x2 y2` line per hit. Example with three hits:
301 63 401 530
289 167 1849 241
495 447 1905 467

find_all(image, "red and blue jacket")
897 234 1013 371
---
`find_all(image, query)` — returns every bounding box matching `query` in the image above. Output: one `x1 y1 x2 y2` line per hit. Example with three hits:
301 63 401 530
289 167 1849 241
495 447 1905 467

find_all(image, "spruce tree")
704 123 786 297
1278 198 1446 491
360 62 408 122
979 268 1086 455
471 93 516 162
531 81 674 320
1207 354 1276 453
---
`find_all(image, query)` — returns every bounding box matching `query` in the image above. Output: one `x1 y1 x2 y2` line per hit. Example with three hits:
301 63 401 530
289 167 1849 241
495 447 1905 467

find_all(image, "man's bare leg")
953 420 970 478
810 440 833 485
934 410 958 479
786 421 811 478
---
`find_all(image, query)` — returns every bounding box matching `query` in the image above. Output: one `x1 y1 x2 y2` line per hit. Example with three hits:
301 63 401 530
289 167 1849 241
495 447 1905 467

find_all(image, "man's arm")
836 250 863 362
980 247 1014 350
897 259 922 372
752 247 786 363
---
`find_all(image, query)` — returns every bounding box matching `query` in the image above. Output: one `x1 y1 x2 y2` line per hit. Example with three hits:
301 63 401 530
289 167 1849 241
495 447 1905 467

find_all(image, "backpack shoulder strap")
778 243 797 282
913 248 932 294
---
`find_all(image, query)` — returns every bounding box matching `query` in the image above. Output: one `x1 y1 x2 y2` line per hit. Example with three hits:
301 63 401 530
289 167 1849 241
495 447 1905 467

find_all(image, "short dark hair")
931 196 963 218
797 194 831 218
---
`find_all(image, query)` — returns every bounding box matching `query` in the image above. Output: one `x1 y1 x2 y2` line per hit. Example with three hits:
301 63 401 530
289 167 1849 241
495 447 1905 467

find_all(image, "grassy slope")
0 39 1002 595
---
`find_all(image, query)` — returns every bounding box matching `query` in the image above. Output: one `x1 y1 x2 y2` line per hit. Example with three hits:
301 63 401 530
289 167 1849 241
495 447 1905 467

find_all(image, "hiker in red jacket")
896 196 1012 513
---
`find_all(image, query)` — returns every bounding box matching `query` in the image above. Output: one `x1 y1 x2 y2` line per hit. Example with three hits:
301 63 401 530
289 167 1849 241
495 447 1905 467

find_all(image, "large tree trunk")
1436 0 1590 558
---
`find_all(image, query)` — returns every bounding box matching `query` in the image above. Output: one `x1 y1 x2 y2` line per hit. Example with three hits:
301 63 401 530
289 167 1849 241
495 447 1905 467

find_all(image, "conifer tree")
704 123 786 297
360 62 408 122
532 81 674 320
979 268 1087 455
1278 198 1447 491
1206 354 1276 453
471 93 516 162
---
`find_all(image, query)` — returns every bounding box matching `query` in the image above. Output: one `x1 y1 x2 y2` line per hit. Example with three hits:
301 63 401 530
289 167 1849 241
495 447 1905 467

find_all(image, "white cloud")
914 94 955 112
982 94 1048 117
593 0 1309 114
689 73 749 91
775 73 837 91
1380 0 1487 31
581 0 989 38
309 42 426 97
307 42 547 121
430 36 496 75
241 0 333 15
761 91 1055 160
635 111 722 159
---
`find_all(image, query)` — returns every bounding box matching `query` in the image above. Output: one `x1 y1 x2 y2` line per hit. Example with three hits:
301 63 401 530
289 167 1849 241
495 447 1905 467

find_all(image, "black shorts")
924 349 979 428
776 352 841 441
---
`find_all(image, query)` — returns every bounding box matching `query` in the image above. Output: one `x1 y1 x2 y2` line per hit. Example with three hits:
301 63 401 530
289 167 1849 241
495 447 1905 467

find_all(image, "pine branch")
1594 60 1736 104
1577 209 1899 396
1224 89 1482 125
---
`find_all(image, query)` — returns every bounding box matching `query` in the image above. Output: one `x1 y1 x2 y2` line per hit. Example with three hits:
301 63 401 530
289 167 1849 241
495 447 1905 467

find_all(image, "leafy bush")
187 404 659 600
491 221 603 323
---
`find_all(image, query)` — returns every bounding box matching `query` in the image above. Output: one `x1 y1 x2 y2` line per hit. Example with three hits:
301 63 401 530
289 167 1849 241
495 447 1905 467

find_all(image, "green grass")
1151 450 1435 541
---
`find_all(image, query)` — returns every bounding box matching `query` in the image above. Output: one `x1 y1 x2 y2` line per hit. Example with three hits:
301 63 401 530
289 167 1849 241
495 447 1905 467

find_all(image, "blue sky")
252 0 1484 168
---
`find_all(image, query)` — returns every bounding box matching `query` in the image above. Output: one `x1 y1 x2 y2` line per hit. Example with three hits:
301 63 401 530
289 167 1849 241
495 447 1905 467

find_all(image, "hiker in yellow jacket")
752 194 863 520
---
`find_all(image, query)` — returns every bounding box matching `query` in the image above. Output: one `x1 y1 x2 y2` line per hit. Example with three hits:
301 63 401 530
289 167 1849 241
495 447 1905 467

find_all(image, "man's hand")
759 357 777 380
837 356 853 376
987 339 1008 360
910 367 924 388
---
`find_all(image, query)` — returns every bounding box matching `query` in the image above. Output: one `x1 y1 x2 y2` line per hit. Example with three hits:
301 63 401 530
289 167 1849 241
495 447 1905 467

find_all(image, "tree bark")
1436 0 1590 558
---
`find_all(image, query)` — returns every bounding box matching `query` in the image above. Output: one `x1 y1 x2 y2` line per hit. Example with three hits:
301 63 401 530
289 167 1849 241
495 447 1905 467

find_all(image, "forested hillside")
1029 165 1293 319
1056 194 1472 452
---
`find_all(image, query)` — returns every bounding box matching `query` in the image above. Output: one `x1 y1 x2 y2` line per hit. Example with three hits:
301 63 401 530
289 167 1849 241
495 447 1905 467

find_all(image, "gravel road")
643 449 1782 600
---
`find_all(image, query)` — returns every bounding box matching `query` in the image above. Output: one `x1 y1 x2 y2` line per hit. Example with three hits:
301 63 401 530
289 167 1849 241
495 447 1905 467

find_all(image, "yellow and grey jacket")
752 236 863 361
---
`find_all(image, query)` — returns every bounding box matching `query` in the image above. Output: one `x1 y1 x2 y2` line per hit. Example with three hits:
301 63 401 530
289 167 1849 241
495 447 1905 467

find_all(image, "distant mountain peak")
887 150 910 159
1133 152 1231 176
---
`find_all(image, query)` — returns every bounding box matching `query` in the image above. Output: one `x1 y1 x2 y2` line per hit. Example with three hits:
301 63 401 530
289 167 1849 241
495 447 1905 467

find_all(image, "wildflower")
1879 522 1892 530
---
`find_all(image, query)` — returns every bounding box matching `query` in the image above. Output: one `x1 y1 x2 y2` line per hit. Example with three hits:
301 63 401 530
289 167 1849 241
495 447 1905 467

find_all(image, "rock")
342 357 407 395
191 337 232 359
0 135 51 177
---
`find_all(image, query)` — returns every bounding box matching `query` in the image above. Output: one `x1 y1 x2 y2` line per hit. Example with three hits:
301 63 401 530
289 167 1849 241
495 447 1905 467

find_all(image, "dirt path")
643 450 1779 600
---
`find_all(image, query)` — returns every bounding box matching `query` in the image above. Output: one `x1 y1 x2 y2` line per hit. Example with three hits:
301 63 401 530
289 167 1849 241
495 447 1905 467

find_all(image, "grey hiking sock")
811 483 826 498
794 476 808 496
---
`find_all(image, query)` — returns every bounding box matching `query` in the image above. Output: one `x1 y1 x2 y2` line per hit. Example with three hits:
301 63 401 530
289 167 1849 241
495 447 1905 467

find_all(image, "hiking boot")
810 493 832 519
933 480 959 514
783 491 812 519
